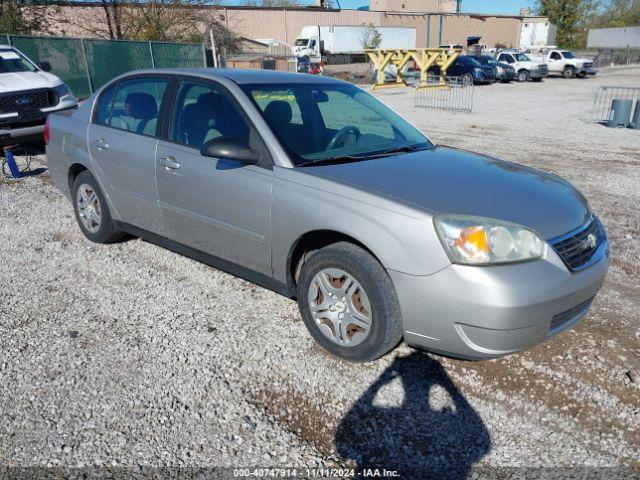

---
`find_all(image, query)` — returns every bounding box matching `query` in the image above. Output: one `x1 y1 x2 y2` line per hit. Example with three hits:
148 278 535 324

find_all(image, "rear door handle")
159 156 180 170
95 138 109 150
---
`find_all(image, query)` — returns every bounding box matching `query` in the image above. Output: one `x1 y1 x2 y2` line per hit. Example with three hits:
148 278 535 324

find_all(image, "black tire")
297 242 403 362
72 170 124 243
563 66 575 79
461 72 473 86
517 70 530 82
531 77 543 82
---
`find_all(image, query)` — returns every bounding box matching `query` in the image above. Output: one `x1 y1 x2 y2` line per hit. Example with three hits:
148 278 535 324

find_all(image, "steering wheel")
327 125 362 150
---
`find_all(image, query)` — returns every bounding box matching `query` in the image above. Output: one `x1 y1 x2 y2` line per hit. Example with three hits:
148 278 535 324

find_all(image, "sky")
335 0 533 14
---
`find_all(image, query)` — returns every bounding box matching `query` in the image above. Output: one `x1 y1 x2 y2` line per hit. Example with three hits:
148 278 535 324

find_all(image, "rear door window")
95 77 168 137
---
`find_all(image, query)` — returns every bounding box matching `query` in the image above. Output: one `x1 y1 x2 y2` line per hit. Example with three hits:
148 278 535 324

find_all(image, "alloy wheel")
76 183 102 233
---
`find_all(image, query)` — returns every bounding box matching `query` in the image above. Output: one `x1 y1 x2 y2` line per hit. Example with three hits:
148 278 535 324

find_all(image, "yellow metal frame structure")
366 48 462 91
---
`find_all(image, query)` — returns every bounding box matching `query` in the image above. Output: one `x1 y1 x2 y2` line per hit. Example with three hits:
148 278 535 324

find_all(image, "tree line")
536 0 640 49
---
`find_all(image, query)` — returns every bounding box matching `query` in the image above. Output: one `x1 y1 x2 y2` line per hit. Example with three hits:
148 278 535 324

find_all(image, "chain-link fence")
3 35 206 99
414 76 474 113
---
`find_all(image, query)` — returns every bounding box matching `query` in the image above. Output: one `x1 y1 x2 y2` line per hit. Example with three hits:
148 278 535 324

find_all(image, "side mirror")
39 61 51 72
201 138 259 165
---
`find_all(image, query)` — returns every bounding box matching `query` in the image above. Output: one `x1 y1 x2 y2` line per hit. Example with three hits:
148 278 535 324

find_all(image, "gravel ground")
1 67 639 478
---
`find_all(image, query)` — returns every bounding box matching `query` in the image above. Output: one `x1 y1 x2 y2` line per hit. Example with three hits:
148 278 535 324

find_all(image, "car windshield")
561 51 575 59
294 39 308 46
0 49 37 73
513 53 531 61
242 83 431 166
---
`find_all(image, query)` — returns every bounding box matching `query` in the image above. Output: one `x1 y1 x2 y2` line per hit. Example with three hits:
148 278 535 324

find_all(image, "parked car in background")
472 55 516 83
496 51 548 82
45 69 609 362
0 45 77 147
530 49 597 78
429 55 496 85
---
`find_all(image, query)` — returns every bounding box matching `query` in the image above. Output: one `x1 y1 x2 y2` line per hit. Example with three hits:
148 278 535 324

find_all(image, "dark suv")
429 55 496 85
471 55 516 83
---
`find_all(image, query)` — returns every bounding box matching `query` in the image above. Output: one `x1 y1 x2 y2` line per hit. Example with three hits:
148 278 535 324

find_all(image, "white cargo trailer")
519 20 557 50
293 25 417 62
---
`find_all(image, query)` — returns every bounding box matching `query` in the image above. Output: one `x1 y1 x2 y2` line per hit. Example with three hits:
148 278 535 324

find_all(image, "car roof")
121 67 347 86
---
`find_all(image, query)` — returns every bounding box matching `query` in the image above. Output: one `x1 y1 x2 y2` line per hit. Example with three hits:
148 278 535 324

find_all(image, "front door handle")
159 156 180 170
95 138 109 150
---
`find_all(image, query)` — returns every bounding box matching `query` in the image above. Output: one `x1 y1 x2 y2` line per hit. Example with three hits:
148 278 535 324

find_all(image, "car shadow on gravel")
335 352 490 479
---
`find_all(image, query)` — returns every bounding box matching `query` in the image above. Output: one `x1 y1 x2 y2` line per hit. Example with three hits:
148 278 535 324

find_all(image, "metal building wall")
36 5 527 54
440 15 522 48
587 26 640 49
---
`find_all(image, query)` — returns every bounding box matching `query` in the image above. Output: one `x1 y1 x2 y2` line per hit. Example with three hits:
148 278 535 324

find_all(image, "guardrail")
592 86 640 128
366 48 462 91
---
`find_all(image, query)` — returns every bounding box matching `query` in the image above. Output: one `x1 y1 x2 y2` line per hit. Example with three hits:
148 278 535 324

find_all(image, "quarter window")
95 77 168 137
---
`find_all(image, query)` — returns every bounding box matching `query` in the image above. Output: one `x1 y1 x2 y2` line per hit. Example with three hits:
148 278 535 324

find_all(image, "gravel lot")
1 68 639 478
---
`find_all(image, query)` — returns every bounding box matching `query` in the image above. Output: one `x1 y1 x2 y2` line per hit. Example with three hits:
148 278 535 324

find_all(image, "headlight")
497 67 505 74
434 215 545 265
54 83 71 98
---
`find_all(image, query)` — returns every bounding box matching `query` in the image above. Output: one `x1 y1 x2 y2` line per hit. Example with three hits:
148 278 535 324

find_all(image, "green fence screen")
3 35 206 99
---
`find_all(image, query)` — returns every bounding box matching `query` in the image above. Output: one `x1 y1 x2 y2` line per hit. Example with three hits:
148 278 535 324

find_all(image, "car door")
155 78 273 275
88 75 169 234
548 51 563 72
499 53 516 69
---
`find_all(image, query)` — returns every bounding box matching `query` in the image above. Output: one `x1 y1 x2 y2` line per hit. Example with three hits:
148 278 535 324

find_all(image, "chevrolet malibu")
45 69 609 362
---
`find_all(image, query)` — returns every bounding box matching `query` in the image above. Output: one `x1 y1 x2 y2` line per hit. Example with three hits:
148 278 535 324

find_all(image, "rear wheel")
72 170 124 243
297 242 403 362
517 70 530 82
563 66 575 79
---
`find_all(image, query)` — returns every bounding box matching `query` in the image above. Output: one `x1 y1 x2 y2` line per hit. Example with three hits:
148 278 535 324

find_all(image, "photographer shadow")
335 352 491 479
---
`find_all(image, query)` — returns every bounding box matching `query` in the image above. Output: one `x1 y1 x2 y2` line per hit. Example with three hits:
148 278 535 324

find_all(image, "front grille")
583 62 593 68
551 216 605 271
0 89 57 114
550 297 594 333
539 64 549 74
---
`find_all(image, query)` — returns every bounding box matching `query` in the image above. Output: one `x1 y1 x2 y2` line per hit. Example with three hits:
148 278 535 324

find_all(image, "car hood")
0 71 61 93
304 146 590 240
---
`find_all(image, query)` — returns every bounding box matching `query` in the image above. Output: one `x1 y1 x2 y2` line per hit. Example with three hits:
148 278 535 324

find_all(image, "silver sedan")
45 69 609 361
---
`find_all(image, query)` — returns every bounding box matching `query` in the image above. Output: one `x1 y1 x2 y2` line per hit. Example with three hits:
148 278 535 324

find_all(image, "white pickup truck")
495 51 549 82
0 45 77 147
530 49 597 78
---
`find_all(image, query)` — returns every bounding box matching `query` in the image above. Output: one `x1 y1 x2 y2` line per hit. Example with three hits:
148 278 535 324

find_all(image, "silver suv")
45 69 609 361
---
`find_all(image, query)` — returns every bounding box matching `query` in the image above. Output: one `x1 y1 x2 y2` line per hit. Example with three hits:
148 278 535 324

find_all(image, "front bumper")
578 66 598 76
529 68 548 79
390 239 610 360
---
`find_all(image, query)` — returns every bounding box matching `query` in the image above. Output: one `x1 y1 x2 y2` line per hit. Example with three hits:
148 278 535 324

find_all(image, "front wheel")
297 242 403 362
461 73 473 86
531 77 543 82
563 66 575 79
517 70 530 82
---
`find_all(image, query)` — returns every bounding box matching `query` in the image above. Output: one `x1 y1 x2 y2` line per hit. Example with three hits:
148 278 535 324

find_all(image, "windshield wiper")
296 154 373 168
296 144 432 168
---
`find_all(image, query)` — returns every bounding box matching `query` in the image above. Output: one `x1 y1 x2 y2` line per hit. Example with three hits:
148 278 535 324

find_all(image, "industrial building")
46 1 552 52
